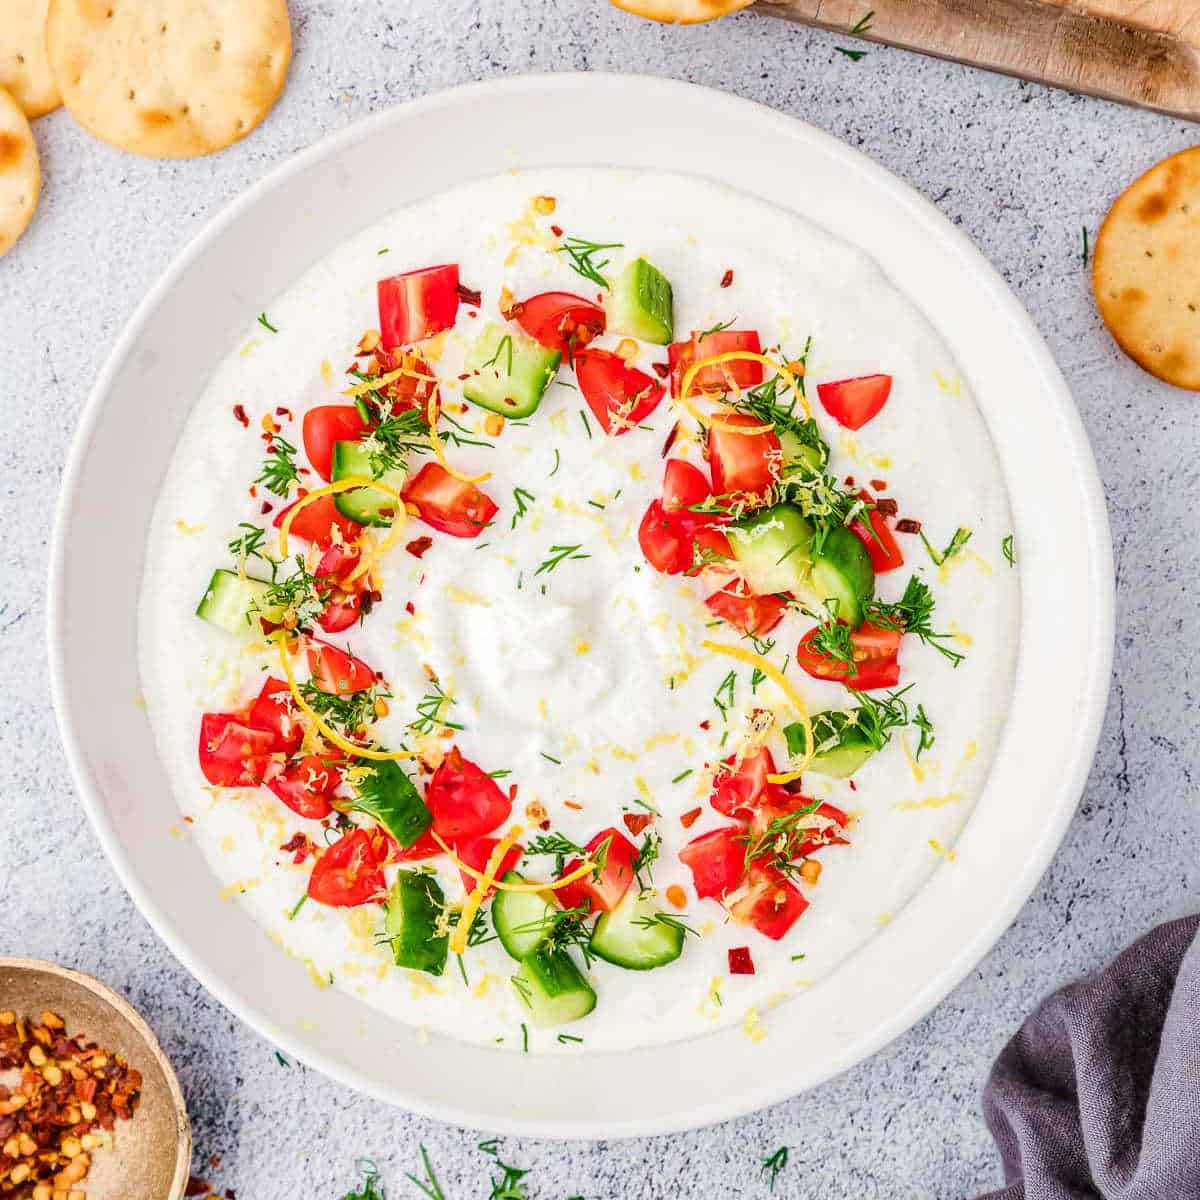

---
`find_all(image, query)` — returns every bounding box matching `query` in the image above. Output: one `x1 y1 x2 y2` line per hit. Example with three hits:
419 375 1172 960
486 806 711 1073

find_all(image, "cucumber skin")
727 504 815 595
385 871 448 976
462 323 561 418
196 569 275 634
785 715 876 779
609 258 674 345
809 526 875 626
512 945 597 1028
492 873 556 962
330 441 407 527
346 761 432 848
589 893 684 971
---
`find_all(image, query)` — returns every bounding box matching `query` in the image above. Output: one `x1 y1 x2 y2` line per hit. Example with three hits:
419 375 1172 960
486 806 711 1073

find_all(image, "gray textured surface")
2 2 1199 1196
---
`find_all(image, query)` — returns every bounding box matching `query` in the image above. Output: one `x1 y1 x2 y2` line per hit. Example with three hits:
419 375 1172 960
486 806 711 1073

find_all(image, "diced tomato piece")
515 291 605 355
667 340 695 399
795 621 902 691
728 946 756 975
707 412 781 499
556 828 638 913
403 462 497 539
425 747 512 841
306 638 377 695
662 459 711 513
273 492 361 548
705 585 788 637
307 827 392 907
317 595 361 634
690 330 763 392
372 347 439 414
248 676 302 754
850 490 904 573
711 747 776 818
728 864 809 940
455 836 524 899
817 373 892 431
315 544 365 634
302 405 370 482
638 500 694 575
575 349 665 435
793 802 851 859
679 826 746 901
689 523 734 575
266 754 339 820
377 264 460 349
393 829 443 862
198 713 277 787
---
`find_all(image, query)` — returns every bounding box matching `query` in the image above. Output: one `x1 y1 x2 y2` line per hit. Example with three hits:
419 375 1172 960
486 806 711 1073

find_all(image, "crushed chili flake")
404 601 415 616
260 501 274 515
563 800 584 811
0 1009 142 1195
622 812 652 836
698 720 711 731
550 224 564 237
875 497 899 518
848 779 858 791
719 269 734 288
869 478 887 491
679 806 702 829
895 518 922 534
660 422 680 458
279 832 313 864
405 536 434 559
728 946 755 975
456 283 483 307
844 475 855 487
275 406 293 420
231 404 250 428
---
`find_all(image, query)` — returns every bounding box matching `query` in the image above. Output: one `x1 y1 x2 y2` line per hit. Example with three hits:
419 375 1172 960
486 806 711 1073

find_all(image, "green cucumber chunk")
778 429 827 473
727 503 814 595
607 257 674 345
785 713 877 779
196 568 280 634
384 871 448 976
809 525 875 626
492 872 557 961
345 760 432 848
511 945 596 1029
330 440 407 527
589 891 685 971
463 323 561 418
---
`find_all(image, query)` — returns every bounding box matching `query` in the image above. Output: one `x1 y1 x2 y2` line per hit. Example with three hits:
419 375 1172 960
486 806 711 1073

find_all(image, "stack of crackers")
0 0 292 258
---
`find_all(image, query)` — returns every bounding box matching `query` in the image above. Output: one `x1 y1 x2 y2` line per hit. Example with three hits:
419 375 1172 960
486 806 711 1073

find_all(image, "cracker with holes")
609 0 755 23
0 86 40 257
1093 146 1200 391
45 0 291 159
0 0 61 118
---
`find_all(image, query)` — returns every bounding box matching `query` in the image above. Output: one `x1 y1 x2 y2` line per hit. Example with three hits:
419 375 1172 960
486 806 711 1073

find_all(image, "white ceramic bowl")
49 73 1113 1138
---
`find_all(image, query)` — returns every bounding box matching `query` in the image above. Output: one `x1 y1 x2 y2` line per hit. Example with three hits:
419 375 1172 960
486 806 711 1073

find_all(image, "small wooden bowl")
0 958 191 1199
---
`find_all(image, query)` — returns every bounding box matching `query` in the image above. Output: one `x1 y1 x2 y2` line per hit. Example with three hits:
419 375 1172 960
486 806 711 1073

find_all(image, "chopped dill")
579 408 593 439
404 1146 446 1200
511 486 536 529
1002 534 1015 566
865 575 965 666
535 543 590 575
409 676 463 736
556 233 623 289
920 526 973 567
548 448 561 477
761 1146 789 1192
255 435 301 497
671 768 693 784
257 312 278 333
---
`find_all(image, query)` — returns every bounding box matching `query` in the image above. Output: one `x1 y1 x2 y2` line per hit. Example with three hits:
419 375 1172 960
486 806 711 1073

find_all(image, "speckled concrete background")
3 2 1199 1196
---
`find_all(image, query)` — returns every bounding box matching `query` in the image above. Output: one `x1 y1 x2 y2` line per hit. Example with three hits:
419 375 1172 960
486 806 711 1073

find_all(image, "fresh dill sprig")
632 830 661 889
1002 534 1015 566
913 702 936 759
835 45 868 61
483 334 514 375
920 525 973 567
850 9 874 33
404 1146 446 1200
525 832 586 876
548 448 561 477
712 669 737 722
255 435 301 497
741 796 825 873
511 486 536 529
865 575 965 666
409 676 463 736
761 1146 789 1192
299 679 387 739
535 543 590 575
633 911 697 938
342 1159 386 1200
257 312 278 333
556 233 623 289
358 407 432 478
697 316 736 337
227 522 274 571
258 556 324 627
671 768 693 784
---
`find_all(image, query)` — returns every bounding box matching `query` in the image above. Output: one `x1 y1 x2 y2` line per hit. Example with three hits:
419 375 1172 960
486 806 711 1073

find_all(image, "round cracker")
0 0 61 118
0 86 41 258
1093 146 1200 391
609 0 755 24
45 0 291 159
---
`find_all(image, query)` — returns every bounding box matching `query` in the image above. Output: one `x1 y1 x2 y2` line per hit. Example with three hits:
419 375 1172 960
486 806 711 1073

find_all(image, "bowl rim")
48 71 1114 1138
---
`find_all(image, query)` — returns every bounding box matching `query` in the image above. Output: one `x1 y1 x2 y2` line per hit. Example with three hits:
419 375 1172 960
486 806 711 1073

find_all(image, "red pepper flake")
248 485 258 498
623 812 653 836
232 404 250 427
680 806 702 829
848 779 858 791
456 283 483 307
405 601 415 615
651 361 669 379
719 268 734 288
550 224 564 237
260 501 274 515
895 518 922 534
563 800 584 811
699 719 711 731
869 478 887 491
660 421 680 458
275 406 293 420
405 536 434 559
844 475 855 487
728 946 755 975
875 497 899 518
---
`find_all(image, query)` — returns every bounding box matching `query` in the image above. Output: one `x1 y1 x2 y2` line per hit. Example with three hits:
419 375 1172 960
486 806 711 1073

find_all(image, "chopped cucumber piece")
384 871 448 976
607 257 674 345
493 872 557 961
727 503 814 595
589 891 685 971
463 323 560 418
195 568 280 634
344 761 432 848
785 713 877 779
511 944 596 1029
809 526 875 626
330 440 407 527
778 430 826 473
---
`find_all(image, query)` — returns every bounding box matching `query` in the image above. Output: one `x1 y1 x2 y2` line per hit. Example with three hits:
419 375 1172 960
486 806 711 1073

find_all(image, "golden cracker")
46 0 291 159
1093 146 1200 391
0 85 40 258
609 0 755 24
0 0 61 118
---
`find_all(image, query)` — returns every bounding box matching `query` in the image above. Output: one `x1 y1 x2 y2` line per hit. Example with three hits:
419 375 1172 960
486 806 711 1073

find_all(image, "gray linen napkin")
978 914 1200 1199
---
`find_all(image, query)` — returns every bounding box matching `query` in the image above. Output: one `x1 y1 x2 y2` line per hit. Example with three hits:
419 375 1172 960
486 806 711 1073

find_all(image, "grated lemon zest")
429 830 598 898
342 362 434 397
277 477 405 559
426 391 492 485
678 352 810 432
448 825 524 955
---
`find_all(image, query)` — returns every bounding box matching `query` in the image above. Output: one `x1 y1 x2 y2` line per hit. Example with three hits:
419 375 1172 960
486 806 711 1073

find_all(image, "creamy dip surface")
139 168 1019 1053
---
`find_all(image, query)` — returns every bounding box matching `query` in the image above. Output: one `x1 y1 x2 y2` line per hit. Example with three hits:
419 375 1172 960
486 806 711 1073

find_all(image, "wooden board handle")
756 0 1200 122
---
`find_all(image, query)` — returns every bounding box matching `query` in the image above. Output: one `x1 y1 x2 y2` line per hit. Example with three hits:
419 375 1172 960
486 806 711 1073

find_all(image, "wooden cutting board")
756 0 1200 121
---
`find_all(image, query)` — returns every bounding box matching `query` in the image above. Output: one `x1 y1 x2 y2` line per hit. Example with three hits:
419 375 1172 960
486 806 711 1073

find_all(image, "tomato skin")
729 865 809 940
679 826 746 901
248 677 303 755
302 405 370 482
705 585 788 637
273 492 362 548
403 462 498 539
792 802 851 859
817 374 893 431
307 827 392 907
515 291 605 355
667 340 695 399
266 754 339 820
377 264 460 349
690 330 764 392
198 713 277 787
638 500 694 575
662 459 711 513
393 830 443 862
455 836 524 899
575 350 665 435
556 828 638 913
850 490 904 573
305 638 377 695
711 747 776 818
425 747 512 841
373 347 439 414
795 621 902 691
707 412 781 499
689 523 734 574
315 544 365 634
